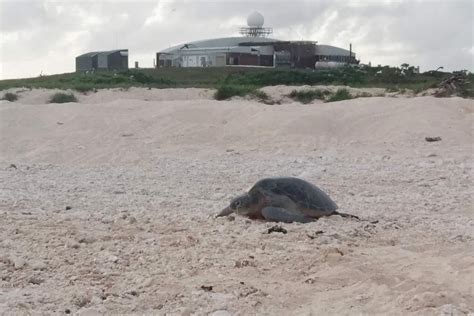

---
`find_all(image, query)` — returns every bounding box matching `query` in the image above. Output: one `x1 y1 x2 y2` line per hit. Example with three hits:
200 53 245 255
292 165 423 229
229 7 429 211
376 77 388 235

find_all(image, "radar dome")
247 11 264 28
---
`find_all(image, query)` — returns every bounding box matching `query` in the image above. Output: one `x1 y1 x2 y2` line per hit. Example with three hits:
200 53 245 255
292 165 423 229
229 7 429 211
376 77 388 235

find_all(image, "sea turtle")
217 177 359 223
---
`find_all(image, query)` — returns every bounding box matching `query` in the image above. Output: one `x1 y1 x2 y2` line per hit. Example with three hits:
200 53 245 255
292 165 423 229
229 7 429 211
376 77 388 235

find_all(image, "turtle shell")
248 177 338 215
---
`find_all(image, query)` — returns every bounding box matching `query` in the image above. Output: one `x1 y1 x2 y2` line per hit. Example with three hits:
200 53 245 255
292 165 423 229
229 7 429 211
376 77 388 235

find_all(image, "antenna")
239 11 273 37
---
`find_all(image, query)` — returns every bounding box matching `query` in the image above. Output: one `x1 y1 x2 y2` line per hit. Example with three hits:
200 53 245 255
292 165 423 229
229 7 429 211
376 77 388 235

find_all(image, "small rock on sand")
210 310 232 316
13 257 26 269
31 260 47 271
425 136 442 142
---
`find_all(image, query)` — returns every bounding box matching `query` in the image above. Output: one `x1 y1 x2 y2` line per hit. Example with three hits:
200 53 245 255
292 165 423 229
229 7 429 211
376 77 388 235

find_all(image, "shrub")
214 85 255 100
327 88 353 102
251 90 270 101
130 72 156 84
357 92 372 98
117 70 176 86
49 92 78 103
74 84 94 93
386 87 399 93
288 89 329 104
1 92 18 102
458 83 474 98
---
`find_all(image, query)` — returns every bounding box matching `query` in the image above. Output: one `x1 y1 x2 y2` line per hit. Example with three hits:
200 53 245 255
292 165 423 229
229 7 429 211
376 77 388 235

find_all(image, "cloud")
0 0 472 79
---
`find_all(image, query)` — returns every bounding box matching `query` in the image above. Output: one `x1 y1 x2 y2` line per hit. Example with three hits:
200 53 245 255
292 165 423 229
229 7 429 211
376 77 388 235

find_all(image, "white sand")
0 88 473 315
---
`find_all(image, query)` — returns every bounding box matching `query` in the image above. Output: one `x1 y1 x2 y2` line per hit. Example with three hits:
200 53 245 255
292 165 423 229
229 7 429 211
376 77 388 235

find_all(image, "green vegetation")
287 88 354 104
252 90 270 101
0 64 472 99
1 92 18 102
49 92 78 103
288 89 330 104
459 84 474 98
214 85 255 100
0 70 178 92
214 85 269 101
327 88 353 102
456 72 474 98
357 92 372 98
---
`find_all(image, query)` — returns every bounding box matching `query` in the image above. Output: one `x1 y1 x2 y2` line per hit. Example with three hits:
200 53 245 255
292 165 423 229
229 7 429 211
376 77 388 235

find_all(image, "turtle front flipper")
216 206 233 217
261 207 314 223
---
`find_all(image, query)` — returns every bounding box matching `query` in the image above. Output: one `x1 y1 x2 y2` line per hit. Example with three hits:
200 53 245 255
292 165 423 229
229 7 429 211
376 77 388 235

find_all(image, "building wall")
315 54 356 63
157 45 274 68
107 51 128 69
75 55 97 72
184 55 198 67
97 54 108 69
273 42 316 69
259 55 274 67
227 53 259 66
215 55 226 66
156 37 358 70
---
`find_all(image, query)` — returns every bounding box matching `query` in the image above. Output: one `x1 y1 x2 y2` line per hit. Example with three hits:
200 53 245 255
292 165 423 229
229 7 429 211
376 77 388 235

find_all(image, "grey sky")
0 0 472 79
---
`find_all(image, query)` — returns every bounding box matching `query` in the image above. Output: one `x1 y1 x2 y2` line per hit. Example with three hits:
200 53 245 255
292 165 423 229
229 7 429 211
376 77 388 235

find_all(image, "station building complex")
76 12 357 72
156 12 357 69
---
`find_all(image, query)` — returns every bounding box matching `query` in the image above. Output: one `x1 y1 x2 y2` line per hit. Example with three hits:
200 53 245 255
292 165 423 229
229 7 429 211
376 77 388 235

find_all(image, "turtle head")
217 193 253 217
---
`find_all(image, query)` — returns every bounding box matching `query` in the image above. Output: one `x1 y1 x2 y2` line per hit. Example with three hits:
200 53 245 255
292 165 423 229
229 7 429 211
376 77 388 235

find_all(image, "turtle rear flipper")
334 211 360 220
262 206 314 223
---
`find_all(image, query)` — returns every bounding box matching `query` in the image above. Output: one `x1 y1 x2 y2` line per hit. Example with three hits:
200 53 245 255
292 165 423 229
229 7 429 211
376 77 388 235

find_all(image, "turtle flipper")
261 207 314 223
216 206 233 217
333 211 360 220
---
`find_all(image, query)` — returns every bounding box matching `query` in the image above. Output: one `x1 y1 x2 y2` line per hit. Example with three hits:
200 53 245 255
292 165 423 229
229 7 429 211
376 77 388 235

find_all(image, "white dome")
247 11 264 28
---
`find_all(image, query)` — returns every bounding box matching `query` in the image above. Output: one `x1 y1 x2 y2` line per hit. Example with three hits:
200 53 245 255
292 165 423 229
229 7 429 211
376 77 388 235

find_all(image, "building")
156 12 357 70
76 52 99 71
76 49 129 72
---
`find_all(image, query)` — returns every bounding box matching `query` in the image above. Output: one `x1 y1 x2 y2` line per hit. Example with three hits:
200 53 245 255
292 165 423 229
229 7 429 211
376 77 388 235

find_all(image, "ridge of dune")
1 94 472 164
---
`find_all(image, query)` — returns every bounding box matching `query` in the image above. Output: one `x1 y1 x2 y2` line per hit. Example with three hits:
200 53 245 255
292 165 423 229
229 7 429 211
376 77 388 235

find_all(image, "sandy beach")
0 88 473 315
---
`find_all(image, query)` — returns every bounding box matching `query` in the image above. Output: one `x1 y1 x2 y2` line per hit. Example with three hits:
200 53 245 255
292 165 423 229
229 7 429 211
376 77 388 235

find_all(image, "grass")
214 85 256 100
214 85 270 101
49 92 78 103
357 92 372 98
458 81 474 98
287 88 355 104
288 89 330 104
251 90 270 101
1 92 18 101
0 66 472 99
327 88 353 102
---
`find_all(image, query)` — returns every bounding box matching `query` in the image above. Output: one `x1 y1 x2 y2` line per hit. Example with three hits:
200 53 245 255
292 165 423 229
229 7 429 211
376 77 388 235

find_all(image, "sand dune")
0 88 473 315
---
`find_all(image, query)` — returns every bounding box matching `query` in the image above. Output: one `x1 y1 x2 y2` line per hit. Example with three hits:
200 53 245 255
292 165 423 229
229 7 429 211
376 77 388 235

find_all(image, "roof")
158 37 356 57
239 40 316 46
163 46 265 57
76 49 128 58
316 45 355 57
159 37 280 53
77 52 99 58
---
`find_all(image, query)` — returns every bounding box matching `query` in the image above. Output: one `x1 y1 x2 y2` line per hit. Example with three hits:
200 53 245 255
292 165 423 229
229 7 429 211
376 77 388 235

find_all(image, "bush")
357 92 372 98
386 87 399 93
118 70 176 86
1 92 18 102
459 83 474 98
327 88 353 102
251 90 269 101
74 84 94 93
214 85 255 100
49 92 78 103
288 89 329 104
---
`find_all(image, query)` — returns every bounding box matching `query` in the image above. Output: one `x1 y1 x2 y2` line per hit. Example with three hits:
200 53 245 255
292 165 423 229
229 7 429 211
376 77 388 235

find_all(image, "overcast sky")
0 0 472 79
